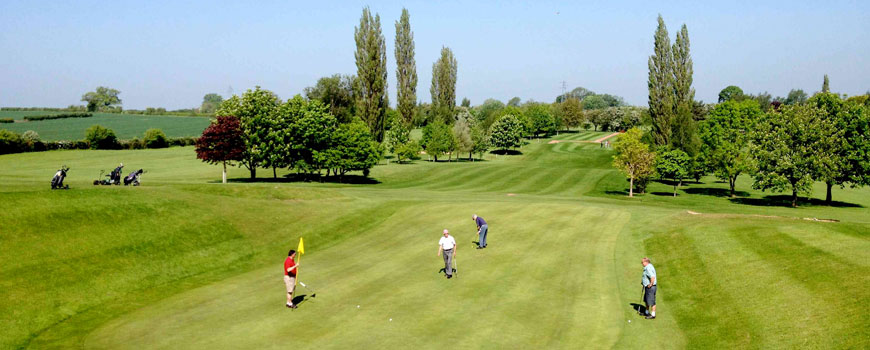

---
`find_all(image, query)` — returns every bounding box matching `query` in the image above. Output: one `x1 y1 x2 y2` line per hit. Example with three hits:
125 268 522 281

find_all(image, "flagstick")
292 252 301 301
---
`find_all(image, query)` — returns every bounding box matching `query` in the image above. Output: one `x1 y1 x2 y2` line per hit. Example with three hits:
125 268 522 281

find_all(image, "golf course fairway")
1 131 868 349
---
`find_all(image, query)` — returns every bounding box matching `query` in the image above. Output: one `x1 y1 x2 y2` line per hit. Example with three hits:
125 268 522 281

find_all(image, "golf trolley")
50 166 71 190
94 164 124 186
123 169 144 186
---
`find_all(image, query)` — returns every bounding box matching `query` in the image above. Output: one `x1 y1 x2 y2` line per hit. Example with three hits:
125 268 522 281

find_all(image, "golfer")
284 250 300 309
437 229 456 279
473 214 488 249
642 257 657 319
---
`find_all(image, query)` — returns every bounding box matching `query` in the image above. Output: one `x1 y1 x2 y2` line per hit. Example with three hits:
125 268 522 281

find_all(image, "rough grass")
0 112 211 141
0 130 867 349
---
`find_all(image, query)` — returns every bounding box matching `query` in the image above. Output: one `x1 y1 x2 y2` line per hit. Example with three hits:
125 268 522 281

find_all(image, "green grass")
0 130 867 349
0 112 211 141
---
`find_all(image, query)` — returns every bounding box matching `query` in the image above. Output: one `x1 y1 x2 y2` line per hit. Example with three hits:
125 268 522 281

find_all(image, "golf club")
299 281 316 298
640 285 645 315
453 252 458 278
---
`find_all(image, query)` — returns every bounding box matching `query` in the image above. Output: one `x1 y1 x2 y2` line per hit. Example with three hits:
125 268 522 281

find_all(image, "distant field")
0 111 212 141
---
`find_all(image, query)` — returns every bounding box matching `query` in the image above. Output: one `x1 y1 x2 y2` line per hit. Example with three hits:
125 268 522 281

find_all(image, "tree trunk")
673 180 678 197
273 167 277 179
249 166 256 179
629 176 634 197
825 182 833 204
469 151 473 161
729 176 736 198
792 189 798 208
222 161 227 184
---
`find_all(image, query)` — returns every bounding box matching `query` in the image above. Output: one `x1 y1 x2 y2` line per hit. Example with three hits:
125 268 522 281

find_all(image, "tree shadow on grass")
651 192 678 197
683 187 750 198
729 195 863 208
226 174 381 185
490 150 523 156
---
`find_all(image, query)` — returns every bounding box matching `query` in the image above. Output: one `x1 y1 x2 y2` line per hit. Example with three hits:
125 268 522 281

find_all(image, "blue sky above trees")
1 0 867 109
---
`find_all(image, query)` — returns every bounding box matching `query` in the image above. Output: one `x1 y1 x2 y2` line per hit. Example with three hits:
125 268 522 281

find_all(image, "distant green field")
0 131 867 349
0 112 211 141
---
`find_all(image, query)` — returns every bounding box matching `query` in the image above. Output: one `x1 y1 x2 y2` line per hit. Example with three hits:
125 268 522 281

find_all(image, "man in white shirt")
437 229 457 279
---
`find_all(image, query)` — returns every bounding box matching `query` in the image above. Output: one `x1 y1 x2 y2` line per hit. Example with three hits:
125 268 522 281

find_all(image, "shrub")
0 118 13 123
0 129 25 154
85 125 119 149
22 130 40 143
143 128 169 148
23 113 92 121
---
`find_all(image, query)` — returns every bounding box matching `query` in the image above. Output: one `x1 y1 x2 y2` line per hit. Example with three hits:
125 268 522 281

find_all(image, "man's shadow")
292 294 315 308
630 303 647 315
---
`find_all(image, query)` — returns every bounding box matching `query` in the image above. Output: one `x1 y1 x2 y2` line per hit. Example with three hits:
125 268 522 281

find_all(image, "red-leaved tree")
196 116 245 184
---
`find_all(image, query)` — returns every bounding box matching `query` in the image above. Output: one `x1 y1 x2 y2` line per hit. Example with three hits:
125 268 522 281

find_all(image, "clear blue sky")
1 0 868 109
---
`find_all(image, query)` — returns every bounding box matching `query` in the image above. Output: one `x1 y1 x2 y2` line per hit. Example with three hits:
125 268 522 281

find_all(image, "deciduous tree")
215 87 280 179
699 100 762 197
200 93 224 114
648 15 674 147
613 128 657 197
394 8 417 127
751 104 821 207
81 87 122 112
488 114 523 152
195 116 245 184
656 149 691 196
430 46 458 124
355 7 388 142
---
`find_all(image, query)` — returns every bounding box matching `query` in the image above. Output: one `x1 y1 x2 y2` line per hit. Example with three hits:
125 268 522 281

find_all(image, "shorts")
644 285 657 306
284 275 296 294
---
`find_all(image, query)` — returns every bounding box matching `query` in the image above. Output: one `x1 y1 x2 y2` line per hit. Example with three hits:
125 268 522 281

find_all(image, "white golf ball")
357 305 360 308
628 320 631 323
389 318 392 321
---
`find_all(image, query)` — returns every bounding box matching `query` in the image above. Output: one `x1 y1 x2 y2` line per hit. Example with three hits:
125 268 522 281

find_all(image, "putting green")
1 130 868 349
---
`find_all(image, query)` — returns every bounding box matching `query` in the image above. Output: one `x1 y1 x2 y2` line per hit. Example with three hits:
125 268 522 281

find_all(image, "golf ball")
628 320 631 323
357 305 360 308
389 318 392 322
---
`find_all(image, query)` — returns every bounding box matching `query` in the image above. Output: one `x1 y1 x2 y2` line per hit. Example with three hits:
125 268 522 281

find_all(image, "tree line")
613 15 870 207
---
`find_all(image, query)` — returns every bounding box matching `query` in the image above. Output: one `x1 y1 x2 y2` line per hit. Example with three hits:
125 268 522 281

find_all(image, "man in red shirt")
284 250 299 309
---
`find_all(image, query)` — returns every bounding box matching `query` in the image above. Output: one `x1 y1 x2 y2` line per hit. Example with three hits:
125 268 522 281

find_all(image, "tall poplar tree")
648 15 674 147
822 74 830 93
355 7 388 142
431 46 458 124
670 24 699 155
394 8 417 127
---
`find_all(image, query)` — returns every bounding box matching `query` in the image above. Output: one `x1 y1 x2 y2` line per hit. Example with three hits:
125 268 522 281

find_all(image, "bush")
22 130 40 143
169 136 198 147
0 118 13 123
23 113 92 121
143 128 169 148
0 130 25 154
85 125 119 150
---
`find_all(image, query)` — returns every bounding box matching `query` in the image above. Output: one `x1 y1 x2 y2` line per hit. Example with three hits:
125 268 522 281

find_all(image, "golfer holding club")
284 250 300 309
641 257 657 319
472 214 488 249
437 229 456 279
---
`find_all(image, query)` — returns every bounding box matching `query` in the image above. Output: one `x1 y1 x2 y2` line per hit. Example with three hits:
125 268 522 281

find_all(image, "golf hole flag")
293 237 304 295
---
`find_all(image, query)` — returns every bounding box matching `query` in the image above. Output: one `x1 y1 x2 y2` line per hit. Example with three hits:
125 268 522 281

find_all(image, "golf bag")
124 169 144 186
51 166 70 190
94 164 124 185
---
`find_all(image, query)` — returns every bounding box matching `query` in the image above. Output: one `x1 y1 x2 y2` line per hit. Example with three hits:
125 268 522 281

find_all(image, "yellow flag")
297 237 304 255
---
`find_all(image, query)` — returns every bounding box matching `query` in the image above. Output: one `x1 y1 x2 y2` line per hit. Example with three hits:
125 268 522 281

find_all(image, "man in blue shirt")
472 214 488 249
642 257 657 319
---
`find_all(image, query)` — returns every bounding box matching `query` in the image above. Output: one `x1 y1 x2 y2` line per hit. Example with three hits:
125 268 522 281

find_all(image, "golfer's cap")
443 229 449 234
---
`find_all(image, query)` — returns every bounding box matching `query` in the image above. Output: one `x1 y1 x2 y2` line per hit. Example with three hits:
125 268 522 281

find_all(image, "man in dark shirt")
472 214 488 249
